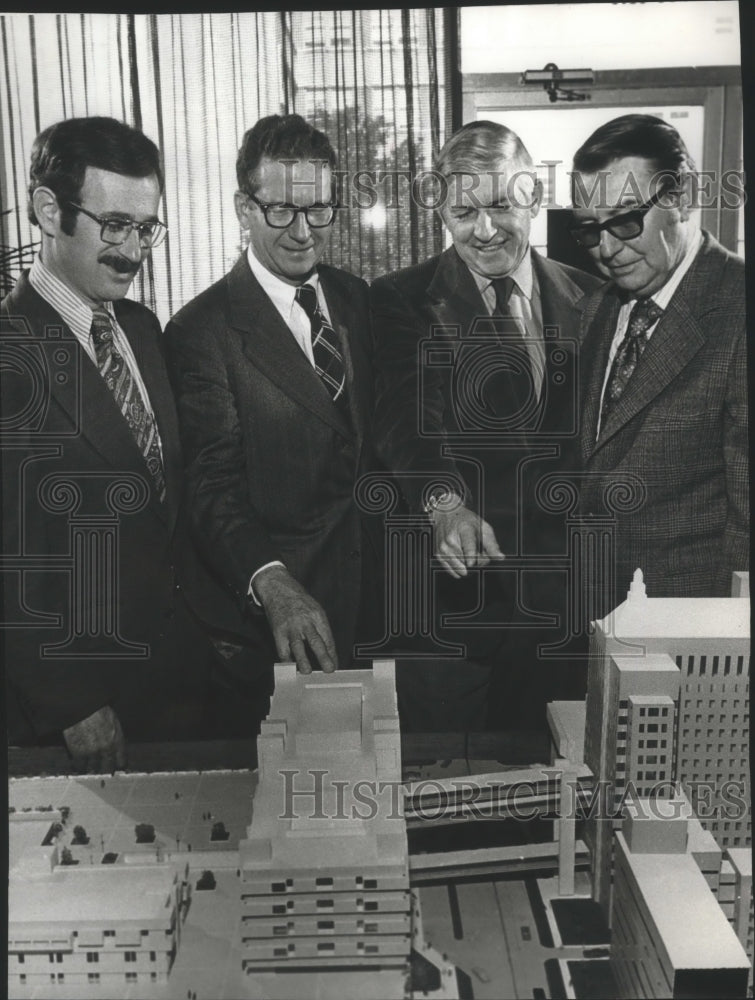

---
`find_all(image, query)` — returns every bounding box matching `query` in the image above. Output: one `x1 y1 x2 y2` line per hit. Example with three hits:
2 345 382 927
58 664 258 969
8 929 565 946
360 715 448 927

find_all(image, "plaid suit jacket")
577 231 748 609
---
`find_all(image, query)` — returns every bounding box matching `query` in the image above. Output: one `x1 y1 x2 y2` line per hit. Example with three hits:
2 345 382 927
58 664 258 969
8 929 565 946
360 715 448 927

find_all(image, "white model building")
611 803 750 999
8 828 188 992
583 571 750 916
238 661 411 972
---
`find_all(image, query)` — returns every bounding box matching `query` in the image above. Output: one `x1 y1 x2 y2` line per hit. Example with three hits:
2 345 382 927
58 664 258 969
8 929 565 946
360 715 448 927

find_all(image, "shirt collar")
246 245 320 319
628 227 703 312
470 247 534 300
29 254 115 343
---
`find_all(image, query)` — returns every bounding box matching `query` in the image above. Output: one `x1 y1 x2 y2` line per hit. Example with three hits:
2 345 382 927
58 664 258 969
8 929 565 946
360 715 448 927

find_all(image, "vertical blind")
0 11 449 324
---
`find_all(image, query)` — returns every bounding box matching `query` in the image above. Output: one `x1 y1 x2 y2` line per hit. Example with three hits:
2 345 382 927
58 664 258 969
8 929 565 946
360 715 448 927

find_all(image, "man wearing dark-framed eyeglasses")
64 200 168 248
1 116 215 771
571 113 747 615
165 114 382 729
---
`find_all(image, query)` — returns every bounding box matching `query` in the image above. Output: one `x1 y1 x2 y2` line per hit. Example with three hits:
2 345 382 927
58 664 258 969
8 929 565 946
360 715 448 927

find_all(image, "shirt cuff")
248 561 285 605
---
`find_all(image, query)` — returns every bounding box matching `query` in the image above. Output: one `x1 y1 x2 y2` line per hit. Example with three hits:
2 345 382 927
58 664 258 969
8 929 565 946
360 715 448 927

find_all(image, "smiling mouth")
101 258 140 277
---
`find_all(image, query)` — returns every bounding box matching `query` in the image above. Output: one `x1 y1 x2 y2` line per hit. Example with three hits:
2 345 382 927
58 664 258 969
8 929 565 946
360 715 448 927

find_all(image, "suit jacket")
578 231 748 608
371 246 603 554
164 254 377 671
1 273 191 740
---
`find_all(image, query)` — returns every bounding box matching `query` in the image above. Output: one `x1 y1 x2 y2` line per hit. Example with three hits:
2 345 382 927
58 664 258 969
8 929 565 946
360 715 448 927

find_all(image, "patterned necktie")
295 283 348 412
90 308 166 502
601 298 664 428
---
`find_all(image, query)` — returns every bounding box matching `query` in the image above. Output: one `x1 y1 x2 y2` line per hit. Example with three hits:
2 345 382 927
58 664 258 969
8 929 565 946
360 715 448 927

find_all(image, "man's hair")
572 113 696 177
434 120 534 178
236 114 337 194
28 116 164 236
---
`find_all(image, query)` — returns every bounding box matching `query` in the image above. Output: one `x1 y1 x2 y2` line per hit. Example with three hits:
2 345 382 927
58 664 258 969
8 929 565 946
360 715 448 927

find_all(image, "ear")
676 171 694 222
234 190 252 229
31 186 62 238
529 178 544 219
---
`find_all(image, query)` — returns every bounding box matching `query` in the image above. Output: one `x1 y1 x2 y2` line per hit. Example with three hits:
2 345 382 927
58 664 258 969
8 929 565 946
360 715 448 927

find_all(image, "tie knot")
91 308 113 348
627 298 663 337
295 283 318 320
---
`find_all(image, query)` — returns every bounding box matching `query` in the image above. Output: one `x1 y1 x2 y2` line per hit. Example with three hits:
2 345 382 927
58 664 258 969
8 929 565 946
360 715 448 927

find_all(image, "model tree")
134 823 156 844
196 870 216 891
72 824 89 845
210 821 229 842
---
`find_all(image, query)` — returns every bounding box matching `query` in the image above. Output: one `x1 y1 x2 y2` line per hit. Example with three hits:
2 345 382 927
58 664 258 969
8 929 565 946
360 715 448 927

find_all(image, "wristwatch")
422 488 464 515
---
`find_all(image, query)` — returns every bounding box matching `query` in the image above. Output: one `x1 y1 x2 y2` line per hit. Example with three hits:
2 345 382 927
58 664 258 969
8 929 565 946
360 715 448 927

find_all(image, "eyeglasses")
66 202 168 248
245 192 336 229
568 189 667 249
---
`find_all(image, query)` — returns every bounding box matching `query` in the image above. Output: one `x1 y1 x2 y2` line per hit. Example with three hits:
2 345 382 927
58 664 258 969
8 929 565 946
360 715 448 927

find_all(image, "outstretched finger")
436 551 466 578
480 522 505 562
290 638 313 674
456 521 482 567
307 628 338 673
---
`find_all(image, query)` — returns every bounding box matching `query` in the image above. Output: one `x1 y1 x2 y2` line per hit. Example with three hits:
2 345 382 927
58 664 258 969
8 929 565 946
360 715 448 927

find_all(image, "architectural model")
238 660 412 972
7 578 752 999
583 570 750 914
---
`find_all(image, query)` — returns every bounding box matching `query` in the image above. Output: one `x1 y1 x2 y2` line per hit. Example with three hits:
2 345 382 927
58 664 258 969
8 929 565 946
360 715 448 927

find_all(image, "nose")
472 209 496 241
118 226 144 262
598 228 623 259
289 211 312 242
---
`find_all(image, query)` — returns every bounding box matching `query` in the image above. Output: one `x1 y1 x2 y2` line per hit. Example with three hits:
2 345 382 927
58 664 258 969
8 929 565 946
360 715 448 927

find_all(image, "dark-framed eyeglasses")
568 189 668 249
245 192 337 229
66 202 168 248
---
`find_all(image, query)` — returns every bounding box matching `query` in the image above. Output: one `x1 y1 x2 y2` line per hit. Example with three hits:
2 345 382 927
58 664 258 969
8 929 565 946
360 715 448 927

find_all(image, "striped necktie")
90 308 166 502
601 298 664 428
295 283 348 413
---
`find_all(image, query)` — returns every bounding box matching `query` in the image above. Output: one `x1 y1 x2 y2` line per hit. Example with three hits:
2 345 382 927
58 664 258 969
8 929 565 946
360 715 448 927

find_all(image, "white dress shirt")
596 227 703 438
471 248 546 399
246 244 333 368
28 254 163 458
245 246 335 599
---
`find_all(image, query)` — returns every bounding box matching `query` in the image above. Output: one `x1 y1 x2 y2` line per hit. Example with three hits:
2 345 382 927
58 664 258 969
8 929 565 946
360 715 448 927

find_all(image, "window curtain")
0 10 449 324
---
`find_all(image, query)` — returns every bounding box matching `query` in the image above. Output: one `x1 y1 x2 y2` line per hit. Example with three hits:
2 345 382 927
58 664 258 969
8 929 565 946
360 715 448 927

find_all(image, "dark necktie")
601 298 664 428
492 276 543 393
295 283 348 412
90 308 166 502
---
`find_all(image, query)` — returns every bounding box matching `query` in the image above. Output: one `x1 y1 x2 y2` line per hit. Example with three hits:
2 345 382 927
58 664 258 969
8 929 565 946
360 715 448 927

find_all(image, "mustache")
100 255 141 275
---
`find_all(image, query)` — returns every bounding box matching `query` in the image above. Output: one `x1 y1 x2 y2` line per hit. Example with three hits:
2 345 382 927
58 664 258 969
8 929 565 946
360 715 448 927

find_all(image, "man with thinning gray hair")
372 120 601 733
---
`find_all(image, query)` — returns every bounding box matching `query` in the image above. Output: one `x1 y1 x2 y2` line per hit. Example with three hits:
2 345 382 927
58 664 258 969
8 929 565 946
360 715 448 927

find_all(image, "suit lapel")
427 247 487 327
117 306 177 526
227 255 353 441
582 291 621 460
319 268 364 446
5 276 171 524
593 243 713 452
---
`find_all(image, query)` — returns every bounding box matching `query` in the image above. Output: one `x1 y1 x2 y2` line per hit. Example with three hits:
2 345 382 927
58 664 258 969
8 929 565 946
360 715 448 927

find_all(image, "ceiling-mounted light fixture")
521 63 594 103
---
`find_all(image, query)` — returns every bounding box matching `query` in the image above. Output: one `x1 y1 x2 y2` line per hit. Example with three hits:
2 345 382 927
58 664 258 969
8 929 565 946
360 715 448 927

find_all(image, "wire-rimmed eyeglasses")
244 192 337 229
568 189 668 249
66 202 168 248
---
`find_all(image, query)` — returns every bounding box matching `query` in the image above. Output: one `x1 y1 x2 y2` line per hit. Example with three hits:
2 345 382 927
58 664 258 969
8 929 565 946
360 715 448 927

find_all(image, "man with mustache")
570 114 748 611
1 116 214 771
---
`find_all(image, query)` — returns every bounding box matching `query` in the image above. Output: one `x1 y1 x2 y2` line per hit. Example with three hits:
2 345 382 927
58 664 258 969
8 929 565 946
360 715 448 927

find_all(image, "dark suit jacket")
372 246 602 553
164 254 377 672
1 273 195 741
371 247 602 660
578 231 748 607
